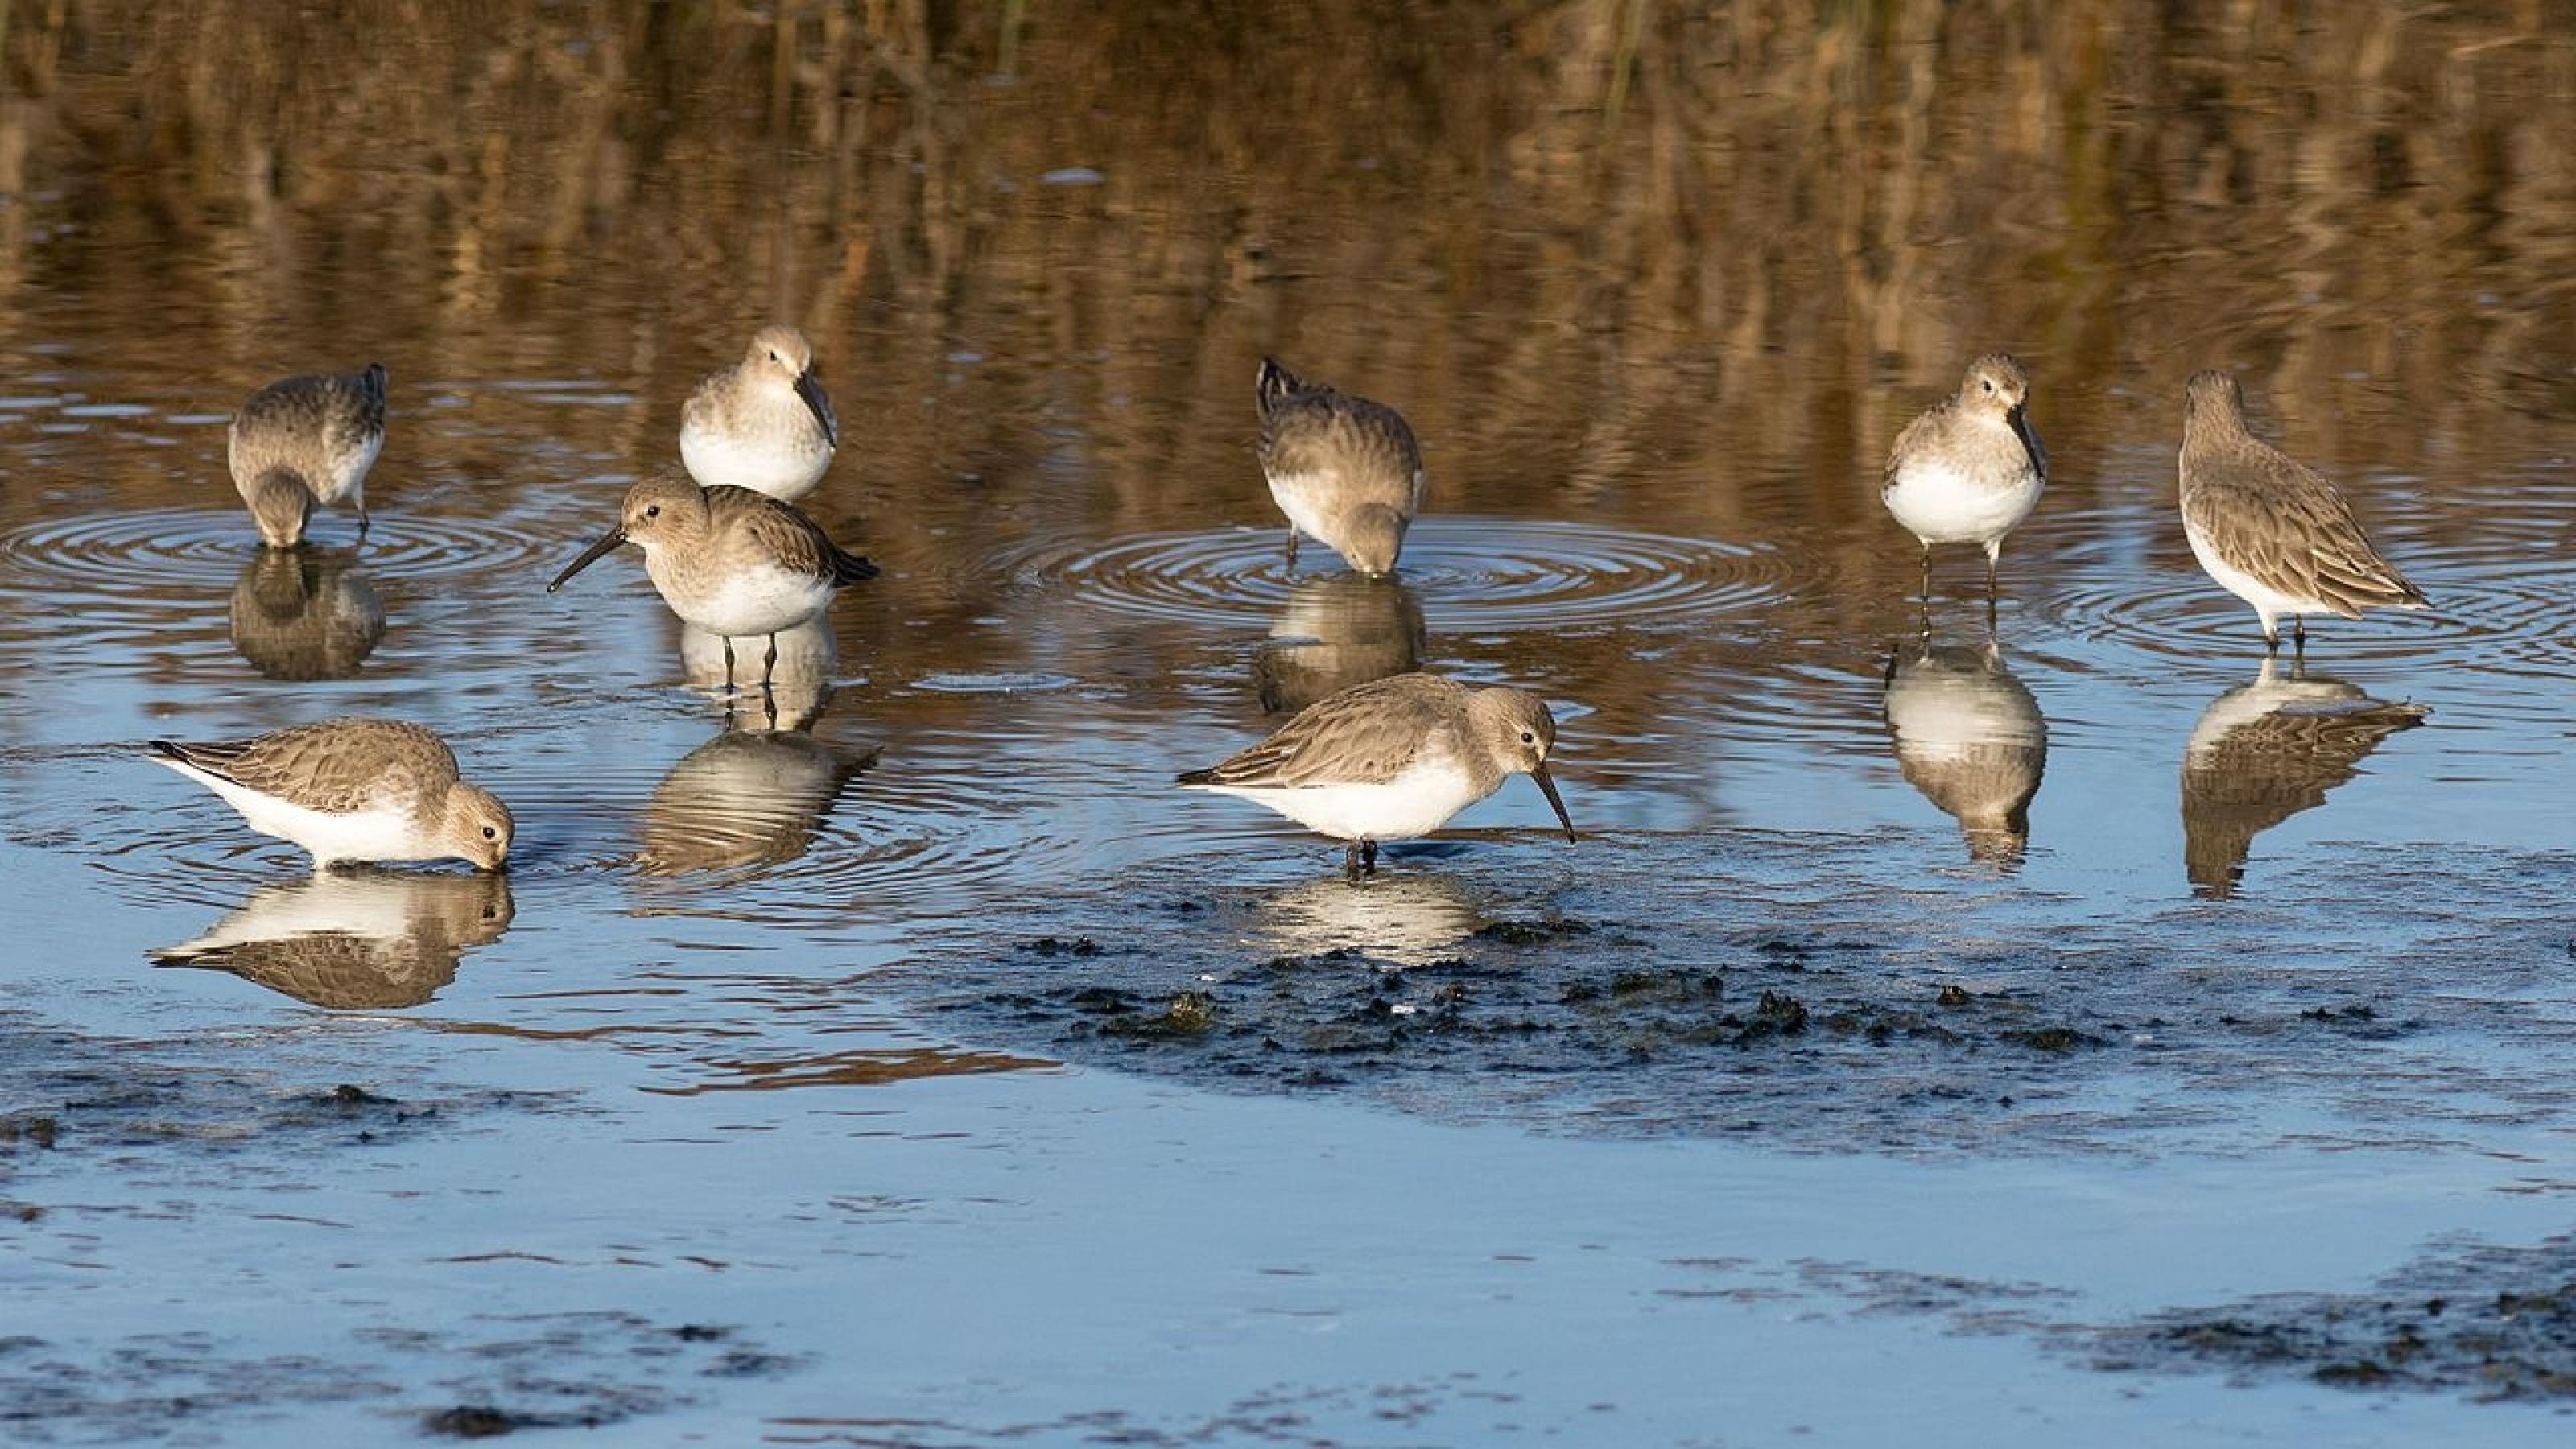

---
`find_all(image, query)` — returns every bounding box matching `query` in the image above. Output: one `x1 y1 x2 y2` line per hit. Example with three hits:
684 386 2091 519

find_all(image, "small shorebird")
680 325 838 502
1881 635 2048 867
229 363 387 547
150 718 512 872
1881 353 2047 609
549 477 877 685
1256 357 1426 576
1178 671 1575 877
2180 369 2429 654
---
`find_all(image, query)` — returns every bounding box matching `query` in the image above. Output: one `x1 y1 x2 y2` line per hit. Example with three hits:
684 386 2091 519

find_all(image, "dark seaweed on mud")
907 835 2576 1158
0 1313 800 1444
2085 1234 2576 1401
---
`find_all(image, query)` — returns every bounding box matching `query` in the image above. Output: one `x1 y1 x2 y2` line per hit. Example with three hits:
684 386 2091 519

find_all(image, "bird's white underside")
315 430 382 508
1189 758 1492 841
1265 469 1350 546
650 555 836 638
1883 460 2042 547
680 420 831 502
156 757 436 865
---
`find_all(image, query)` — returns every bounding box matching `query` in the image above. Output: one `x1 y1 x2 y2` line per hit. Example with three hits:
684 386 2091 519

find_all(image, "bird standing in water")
549 477 877 688
1881 352 2046 615
1256 357 1426 577
1179 672 1576 878
2178 369 2428 655
228 363 388 548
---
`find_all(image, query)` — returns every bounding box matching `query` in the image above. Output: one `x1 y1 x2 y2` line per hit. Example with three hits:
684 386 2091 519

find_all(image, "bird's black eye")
1520 730 1537 745
1983 379 1995 393
643 505 661 518
481 826 497 839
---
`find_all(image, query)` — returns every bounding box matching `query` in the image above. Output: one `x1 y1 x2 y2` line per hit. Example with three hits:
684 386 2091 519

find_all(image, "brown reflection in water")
637 725 877 877
151 869 514 1009
0 2 2566 747
1881 634 2047 868
2181 660 2430 899
639 1045 1057 1095
1253 575 1426 716
226 547 386 679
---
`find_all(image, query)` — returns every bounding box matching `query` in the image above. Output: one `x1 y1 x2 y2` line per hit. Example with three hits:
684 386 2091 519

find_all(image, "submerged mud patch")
0 1314 799 1444
908 834 2576 1158
0 1013 569 1180
2087 1233 2576 1401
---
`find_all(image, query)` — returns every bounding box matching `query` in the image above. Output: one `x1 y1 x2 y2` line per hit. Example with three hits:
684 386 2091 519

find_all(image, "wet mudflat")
6 2 2576 1443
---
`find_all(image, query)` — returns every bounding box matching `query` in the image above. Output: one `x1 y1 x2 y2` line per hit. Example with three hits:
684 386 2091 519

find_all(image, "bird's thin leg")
763 632 779 685
1285 527 1300 568
760 683 779 732
2293 617 2307 660
1918 544 1932 606
356 502 371 540
722 635 738 694
2262 625 2281 657
1344 840 1362 881
1984 542 2000 608
1360 840 1378 876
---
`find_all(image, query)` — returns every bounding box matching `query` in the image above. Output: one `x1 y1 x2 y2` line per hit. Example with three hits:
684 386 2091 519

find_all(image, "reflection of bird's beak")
1530 763 1577 843
548 529 627 592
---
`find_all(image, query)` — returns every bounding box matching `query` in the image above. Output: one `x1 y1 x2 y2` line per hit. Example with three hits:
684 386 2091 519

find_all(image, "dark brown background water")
4 3 2575 1442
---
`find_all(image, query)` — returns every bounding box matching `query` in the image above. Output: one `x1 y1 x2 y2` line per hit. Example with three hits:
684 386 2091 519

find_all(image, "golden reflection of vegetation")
3 2 2569 694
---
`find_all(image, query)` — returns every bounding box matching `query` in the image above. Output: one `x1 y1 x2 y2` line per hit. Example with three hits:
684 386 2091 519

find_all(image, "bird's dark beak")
1530 763 1577 843
793 369 836 445
2009 407 2044 475
548 529 627 593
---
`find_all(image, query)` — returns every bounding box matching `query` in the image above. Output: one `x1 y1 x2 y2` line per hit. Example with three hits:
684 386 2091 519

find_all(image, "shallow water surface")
5 3 2576 1443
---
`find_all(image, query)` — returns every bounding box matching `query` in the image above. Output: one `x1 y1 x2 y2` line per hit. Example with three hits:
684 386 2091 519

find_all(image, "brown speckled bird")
1256 357 1426 576
2180 369 2429 654
228 363 387 547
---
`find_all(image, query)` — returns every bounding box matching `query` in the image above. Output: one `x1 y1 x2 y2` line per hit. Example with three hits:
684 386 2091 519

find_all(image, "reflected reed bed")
1 2 2565 757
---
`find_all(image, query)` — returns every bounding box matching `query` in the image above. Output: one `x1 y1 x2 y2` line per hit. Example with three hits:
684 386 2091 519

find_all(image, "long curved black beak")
1530 763 1577 843
548 529 627 593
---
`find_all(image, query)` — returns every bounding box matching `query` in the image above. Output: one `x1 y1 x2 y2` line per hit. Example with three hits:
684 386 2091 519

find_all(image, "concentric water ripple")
1001 516 1787 632
0 504 564 596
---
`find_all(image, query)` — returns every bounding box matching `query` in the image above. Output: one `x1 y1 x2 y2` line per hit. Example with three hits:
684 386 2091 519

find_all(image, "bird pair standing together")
1183 359 1573 877
169 326 862 873
1883 355 2429 651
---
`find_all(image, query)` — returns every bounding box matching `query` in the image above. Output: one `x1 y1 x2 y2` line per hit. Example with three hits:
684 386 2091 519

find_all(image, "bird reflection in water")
1253 573 1426 716
638 650 876 875
680 616 836 731
151 868 513 1009
1881 634 2048 868
227 547 386 680
2182 659 2429 899
1255 869 1485 968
